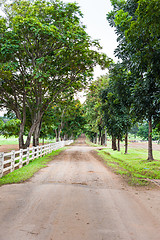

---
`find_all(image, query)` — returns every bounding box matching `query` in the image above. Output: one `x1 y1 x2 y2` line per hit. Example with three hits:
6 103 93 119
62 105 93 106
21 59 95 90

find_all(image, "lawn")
0 136 19 145
97 147 160 186
0 135 56 145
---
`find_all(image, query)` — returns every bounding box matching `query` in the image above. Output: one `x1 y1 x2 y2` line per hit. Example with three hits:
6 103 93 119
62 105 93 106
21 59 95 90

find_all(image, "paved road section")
0 141 160 240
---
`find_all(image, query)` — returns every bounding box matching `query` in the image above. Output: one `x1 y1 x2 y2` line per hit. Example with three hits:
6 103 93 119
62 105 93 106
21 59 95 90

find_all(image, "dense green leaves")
0 0 109 148
107 0 160 159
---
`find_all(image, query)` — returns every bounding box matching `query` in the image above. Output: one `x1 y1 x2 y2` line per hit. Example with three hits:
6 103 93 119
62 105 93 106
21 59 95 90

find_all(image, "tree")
84 75 109 145
0 118 4 134
125 0 160 160
1 119 21 138
0 0 109 148
107 0 160 160
39 98 85 142
101 63 132 153
137 122 149 141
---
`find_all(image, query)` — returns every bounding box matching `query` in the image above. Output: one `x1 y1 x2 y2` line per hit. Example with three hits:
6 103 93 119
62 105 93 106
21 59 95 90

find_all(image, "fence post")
11 150 15 172
0 152 4 178
19 149 23 168
40 146 42 157
46 145 49 154
36 147 39 158
26 147 30 165
32 147 35 160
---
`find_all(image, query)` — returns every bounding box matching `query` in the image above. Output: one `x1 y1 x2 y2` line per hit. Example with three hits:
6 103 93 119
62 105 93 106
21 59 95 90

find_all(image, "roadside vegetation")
84 0 160 162
97 147 160 186
0 148 66 186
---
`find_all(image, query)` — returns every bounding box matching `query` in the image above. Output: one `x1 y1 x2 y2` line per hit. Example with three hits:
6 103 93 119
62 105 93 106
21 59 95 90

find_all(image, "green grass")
97 147 160 186
0 135 56 145
0 147 66 186
0 136 19 145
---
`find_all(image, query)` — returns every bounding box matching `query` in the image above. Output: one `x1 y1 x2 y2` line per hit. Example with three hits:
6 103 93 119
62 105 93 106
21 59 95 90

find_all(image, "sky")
63 0 118 78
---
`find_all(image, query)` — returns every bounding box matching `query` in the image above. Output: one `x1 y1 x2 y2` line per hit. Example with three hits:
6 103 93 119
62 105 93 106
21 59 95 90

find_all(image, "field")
0 136 56 153
97 145 160 186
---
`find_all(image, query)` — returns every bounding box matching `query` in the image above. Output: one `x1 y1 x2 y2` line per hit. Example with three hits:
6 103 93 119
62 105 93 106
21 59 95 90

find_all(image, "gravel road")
0 139 160 240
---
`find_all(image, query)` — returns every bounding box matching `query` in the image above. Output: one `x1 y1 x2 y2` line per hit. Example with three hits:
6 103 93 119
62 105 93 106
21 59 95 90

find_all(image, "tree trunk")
148 118 154 161
98 128 102 145
24 123 37 148
101 133 105 145
105 129 107 146
95 133 98 144
112 136 117 150
55 129 58 142
57 125 61 142
33 120 42 147
18 99 26 149
117 138 120 151
124 133 128 154
19 123 25 149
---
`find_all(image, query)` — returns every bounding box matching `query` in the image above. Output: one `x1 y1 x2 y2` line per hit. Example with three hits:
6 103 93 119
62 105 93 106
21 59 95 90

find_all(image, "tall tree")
101 63 133 153
84 75 109 145
0 0 109 148
107 0 160 160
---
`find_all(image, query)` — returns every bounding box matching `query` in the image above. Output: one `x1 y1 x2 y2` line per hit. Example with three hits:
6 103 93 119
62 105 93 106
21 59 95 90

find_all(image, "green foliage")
98 147 160 186
0 118 4 133
83 75 109 142
137 122 148 140
0 0 110 148
107 0 160 160
41 98 85 140
1 119 21 138
101 63 132 140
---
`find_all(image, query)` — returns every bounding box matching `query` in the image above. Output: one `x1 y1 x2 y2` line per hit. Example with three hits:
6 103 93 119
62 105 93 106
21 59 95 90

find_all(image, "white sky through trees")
63 0 118 78
63 0 118 102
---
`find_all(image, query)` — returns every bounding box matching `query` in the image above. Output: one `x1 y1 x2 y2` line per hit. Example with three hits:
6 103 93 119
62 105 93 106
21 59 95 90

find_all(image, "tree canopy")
106 0 160 160
0 0 110 148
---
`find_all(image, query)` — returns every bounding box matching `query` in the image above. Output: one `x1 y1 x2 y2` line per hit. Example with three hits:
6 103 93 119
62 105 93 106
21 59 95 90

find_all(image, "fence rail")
0 140 73 178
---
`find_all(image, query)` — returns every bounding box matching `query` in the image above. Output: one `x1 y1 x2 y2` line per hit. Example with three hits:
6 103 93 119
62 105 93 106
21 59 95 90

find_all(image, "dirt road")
0 139 160 240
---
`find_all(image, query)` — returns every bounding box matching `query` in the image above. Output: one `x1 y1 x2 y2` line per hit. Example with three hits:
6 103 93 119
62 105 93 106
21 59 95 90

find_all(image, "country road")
0 138 160 240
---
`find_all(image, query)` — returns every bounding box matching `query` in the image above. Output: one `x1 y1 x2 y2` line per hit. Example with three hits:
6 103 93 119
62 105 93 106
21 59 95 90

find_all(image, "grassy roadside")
97 147 160 186
0 147 66 186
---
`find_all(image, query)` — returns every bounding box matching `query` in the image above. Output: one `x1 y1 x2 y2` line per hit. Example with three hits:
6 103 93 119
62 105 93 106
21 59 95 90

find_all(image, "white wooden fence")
0 140 73 178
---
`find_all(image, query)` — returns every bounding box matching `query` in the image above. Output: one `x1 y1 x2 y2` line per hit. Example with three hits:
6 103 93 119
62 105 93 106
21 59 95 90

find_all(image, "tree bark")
98 127 102 145
95 133 98 144
124 133 128 154
33 120 42 147
148 118 154 161
55 129 58 142
105 129 107 146
24 122 38 148
57 125 61 142
117 138 120 151
101 133 105 146
19 123 25 149
112 136 117 150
